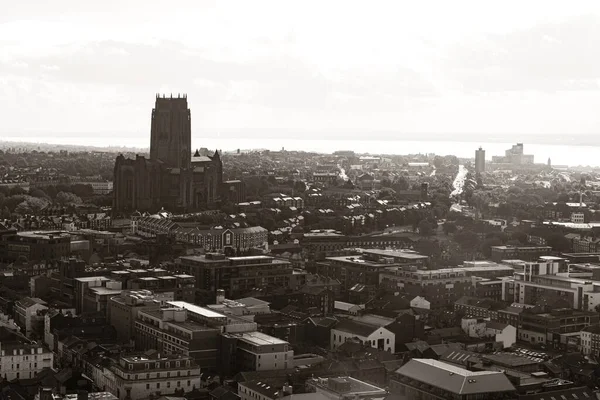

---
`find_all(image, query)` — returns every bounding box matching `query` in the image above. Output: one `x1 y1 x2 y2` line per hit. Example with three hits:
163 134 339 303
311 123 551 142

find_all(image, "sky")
2 1 600 148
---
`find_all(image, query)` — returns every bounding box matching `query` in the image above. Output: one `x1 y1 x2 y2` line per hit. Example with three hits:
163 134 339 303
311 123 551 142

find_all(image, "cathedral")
113 94 223 213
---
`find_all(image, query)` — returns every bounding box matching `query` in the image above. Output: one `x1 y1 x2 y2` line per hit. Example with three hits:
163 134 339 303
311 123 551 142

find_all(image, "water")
195 138 599 168
4 136 600 167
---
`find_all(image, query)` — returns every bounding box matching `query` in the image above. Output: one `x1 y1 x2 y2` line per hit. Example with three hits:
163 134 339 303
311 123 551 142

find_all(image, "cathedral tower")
149 94 191 169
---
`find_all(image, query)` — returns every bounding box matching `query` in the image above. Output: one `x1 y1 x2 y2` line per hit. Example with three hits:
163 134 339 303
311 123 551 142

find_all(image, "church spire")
194 149 200 157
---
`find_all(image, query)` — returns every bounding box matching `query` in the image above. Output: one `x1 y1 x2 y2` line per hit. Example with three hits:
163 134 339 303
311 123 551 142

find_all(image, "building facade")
113 95 223 213
173 254 294 298
108 354 201 400
475 147 485 174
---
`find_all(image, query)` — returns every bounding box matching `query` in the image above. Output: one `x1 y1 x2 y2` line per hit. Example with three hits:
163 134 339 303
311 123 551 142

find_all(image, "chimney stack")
216 289 225 304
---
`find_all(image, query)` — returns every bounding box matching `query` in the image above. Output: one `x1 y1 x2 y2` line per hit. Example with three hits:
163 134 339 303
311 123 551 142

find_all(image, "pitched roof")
334 319 380 337
395 359 516 395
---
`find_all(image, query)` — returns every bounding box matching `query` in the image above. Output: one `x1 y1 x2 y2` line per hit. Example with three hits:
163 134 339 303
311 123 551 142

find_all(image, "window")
187 380 191 386
156 383 160 389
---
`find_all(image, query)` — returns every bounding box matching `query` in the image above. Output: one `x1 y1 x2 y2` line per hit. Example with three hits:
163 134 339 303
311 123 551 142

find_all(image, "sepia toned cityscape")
4 1 600 400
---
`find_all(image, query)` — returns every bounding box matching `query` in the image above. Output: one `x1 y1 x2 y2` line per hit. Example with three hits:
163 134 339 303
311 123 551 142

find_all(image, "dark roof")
440 349 481 367
299 286 329 296
395 359 516 395
309 316 338 328
486 321 510 331
518 386 595 400
334 319 380 337
582 324 600 334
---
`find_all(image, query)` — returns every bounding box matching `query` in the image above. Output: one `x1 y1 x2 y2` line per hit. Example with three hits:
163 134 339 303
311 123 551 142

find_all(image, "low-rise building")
380 267 473 308
15 297 48 337
580 324 600 357
0 329 54 381
391 359 516 400
306 376 387 399
134 305 221 369
519 308 598 347
490 245 552 262
331 319 394 353
108 353 200 400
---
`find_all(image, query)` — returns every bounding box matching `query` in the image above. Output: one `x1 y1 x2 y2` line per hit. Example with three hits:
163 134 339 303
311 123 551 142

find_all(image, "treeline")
0 184 111 218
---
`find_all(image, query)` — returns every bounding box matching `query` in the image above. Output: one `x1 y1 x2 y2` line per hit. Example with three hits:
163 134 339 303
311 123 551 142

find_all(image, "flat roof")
239 331 288 346
361 248 428 259
89 287 123 296
167 301 226 319
228 255 273 261
326 256 388 267
17 231 71 239
74 276 111 283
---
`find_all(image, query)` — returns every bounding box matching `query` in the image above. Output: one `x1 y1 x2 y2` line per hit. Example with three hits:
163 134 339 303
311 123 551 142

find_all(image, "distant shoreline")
3 132 600 151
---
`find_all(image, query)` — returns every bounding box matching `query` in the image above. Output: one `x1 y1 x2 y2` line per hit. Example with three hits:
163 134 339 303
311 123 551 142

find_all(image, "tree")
454 230 480 253
481 237 503 258
55 191 82 205
14 201 32 215
497 203 513 218
418 220 434 236
512 231 528 245
392 177 410 192
293 181 307 194
29 188 49 199
546 233 572 252
415 239 441 258
442 222 457 235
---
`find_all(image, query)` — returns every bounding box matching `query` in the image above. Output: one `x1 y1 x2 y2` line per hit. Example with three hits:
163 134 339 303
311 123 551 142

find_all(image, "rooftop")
360 248 428 260
238 331 288 346
167 301 226 319
308 376 386 395
395 359 516 395
334 319 380 337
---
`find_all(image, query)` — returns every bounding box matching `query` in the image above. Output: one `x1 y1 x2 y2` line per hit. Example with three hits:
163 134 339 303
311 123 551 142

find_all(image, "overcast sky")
2 1 600 146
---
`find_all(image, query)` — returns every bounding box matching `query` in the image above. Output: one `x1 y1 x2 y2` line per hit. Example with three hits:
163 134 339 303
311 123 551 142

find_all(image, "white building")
14 297 48 337
0 341 54 381
106 354 200 400
571 212 585 223
461 318 516 349
331 319 395 353
410 296 430 310
334 301 364 315
581 324 600 357
235 331 294 371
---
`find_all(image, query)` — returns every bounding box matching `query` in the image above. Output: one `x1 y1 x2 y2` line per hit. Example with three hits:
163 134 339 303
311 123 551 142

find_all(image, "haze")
2 1 600 147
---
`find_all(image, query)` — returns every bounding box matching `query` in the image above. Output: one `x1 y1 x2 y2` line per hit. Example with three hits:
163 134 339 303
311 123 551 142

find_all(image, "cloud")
445 15 600 92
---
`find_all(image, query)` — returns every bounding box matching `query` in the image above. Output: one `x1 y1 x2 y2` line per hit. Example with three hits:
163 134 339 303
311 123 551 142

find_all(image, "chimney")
39 388 53 400
216 289 225 304
77 391 88 400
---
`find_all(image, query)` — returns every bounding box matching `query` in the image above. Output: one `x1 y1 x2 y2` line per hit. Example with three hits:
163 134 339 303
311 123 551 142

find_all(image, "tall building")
113 94 223 213
475 147 485 173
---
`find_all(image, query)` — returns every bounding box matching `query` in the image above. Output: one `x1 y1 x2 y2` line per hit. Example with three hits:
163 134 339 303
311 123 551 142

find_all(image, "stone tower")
149 93 191 169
